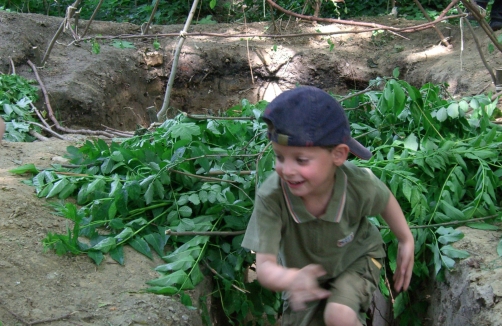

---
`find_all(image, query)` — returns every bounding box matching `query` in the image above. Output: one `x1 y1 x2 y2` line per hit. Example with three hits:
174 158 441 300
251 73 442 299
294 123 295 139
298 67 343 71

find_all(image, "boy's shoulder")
257 172 283 196
340 160 377 182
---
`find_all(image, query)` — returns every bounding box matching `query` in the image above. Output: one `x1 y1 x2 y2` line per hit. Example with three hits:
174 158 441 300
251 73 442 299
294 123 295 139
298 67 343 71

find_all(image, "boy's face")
272 142 346 199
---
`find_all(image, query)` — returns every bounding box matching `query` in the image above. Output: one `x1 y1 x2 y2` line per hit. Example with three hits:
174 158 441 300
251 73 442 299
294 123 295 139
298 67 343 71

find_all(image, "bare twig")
29 129 50 141
27 60 117 138
41 0 82 65
461 0 502 53
242 5 255 84
30 103 52 130
75 7 465 48
142 0 160 35
340 86 374 102
266 0 464 33
170 169 239 184
8 57 15 74
157 0 200 121
456 5 496 84
165 230 245 236
81 0 104 38
412 0 451 47
28 121 67 140
185 113 255 120
203 260 249 293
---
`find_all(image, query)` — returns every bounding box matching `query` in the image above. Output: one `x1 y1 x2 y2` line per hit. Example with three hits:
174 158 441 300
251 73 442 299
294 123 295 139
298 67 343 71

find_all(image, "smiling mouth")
287 180 304 186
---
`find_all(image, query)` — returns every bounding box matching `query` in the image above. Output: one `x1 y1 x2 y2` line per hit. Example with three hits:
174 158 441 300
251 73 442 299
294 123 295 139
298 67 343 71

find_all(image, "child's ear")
331 144 349 166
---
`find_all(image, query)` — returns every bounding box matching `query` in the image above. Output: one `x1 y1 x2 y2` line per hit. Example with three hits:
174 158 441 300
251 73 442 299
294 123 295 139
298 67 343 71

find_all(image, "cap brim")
346 138 372 160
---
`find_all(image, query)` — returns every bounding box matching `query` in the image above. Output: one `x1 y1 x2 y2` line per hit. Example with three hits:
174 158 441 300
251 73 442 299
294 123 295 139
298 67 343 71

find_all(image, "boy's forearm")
256 254 299 292
381 194 413 243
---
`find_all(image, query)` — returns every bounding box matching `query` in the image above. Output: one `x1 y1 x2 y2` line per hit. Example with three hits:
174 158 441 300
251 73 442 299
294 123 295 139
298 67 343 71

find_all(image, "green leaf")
446 103 459 118
46 178 70 198
497 239 502 257
188 193 200 205
440 245 470 259
180 291 193 307
403 133 418 151
170 123 201 140
441 201 465 221
93 237 116 253
190 263 205 285
129 237 153 259
110 150 124 162
436 226 464 245
145 286 178 295
109 245 124 265
87 250 104 265
178 206 193 218
146 269 194 290
9 163 39 174
145 182 155 205
466 223 499 231
436 107 447 122
392 67 400 78
144 232 168 256
115 227 134 241
393 292 408 318
155 256 195 273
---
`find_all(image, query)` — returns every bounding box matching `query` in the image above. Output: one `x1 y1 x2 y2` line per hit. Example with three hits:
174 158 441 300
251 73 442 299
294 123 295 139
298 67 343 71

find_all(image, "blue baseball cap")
262 86 372 160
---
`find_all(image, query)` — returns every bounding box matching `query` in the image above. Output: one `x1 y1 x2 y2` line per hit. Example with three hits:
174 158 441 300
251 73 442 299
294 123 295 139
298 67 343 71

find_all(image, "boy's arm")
380 193 414 292
256 253 331 310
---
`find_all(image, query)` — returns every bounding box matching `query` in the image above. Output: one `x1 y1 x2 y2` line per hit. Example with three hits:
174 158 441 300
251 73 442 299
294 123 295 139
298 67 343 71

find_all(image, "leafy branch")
12 76 502 325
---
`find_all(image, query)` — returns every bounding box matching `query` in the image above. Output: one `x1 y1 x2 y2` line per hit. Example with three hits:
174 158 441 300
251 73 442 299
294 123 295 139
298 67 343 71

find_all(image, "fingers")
288 264 331 311
393 255 414 292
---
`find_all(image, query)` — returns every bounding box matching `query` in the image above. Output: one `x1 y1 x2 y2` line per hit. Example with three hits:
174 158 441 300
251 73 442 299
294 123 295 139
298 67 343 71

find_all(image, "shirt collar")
281 167 347 223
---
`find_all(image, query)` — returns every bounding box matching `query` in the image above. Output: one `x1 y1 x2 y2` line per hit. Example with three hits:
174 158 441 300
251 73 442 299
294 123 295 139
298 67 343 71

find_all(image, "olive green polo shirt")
241 161 389 281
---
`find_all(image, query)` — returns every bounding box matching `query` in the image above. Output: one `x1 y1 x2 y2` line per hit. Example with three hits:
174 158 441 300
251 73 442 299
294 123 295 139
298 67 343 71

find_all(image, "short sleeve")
241 178 284 255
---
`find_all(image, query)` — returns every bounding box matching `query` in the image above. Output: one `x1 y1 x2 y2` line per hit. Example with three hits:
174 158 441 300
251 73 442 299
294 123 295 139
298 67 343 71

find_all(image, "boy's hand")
393 239 414 292
288 264 331 311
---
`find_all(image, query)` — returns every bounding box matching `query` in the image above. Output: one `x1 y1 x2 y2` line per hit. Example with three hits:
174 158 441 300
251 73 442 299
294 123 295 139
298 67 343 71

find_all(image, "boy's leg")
281 297 326 326
324 255 382 326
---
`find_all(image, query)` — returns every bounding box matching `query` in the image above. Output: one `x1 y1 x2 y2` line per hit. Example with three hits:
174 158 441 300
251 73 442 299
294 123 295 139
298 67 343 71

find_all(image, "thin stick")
30 103 52 130
203 260 249 293
340 86 374 102
77 12 465 44
166 230 245 236
461 0 502 53
81 0 104 38
170 169 239 184
29 129 50 141
9 57 15 74
142 0 160 35
28 121 67 140
27 60 120 138
157 0 200 121
412 0 451 47
242 5 255 84
41 0 82 65
456 5 496 84
185 113 255 120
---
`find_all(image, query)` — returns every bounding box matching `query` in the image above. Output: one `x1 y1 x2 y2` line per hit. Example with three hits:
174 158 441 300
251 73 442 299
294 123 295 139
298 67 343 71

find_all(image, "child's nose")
281 161 295 176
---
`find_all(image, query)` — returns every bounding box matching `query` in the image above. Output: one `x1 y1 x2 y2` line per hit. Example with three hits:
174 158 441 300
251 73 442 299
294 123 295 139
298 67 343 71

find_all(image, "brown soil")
0 10 501 326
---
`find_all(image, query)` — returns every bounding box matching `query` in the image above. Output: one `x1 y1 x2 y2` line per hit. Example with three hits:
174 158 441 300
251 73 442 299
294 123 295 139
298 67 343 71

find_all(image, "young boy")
241 86 414 326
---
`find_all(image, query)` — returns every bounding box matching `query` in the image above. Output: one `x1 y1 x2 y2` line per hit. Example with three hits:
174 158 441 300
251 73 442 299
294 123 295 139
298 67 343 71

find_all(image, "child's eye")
296 158 308 164
275 154 284 162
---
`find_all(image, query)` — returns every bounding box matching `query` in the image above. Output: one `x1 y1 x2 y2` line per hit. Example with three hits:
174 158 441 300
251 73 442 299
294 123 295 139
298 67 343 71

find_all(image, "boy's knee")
324 302 362 326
